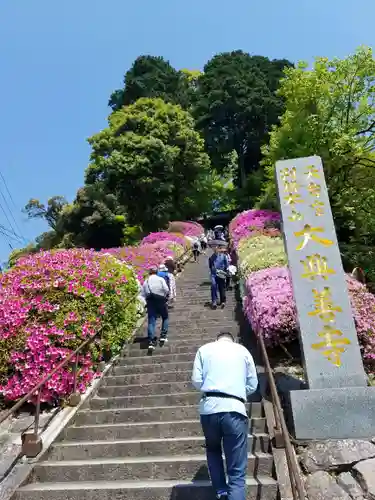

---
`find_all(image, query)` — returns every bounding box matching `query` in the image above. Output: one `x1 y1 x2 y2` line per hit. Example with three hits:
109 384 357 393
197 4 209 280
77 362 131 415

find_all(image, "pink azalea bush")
244 267 298 346
103 242 182 284
245 266 375 368
168 221 204 237
0 249 138 403
0 220 195 405
230 209 375 371
141 231 188 248
229 209 281 248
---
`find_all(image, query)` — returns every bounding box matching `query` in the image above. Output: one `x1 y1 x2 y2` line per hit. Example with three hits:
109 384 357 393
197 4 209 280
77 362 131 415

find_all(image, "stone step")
98 381 195 397
136 324 238 336
61 418 267 442
112 360 193 375
90 388 262 409
172 312 237 320
117 352 196 366
131 332 233 344
170 301 237 308
127 339 236 355
125 344 201 357
74 402 264 426
50 433 270 460
165 323 236 331
174 298 237 304
30 454 274 482
89 392 201 410
103 370 192 386
14 477 279 500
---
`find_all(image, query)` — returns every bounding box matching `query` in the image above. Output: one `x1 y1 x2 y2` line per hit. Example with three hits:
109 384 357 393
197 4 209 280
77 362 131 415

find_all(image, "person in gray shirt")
142 267 170 350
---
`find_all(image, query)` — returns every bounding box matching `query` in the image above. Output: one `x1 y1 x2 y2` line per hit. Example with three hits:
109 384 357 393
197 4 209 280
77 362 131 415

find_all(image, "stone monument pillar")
275 155 375 439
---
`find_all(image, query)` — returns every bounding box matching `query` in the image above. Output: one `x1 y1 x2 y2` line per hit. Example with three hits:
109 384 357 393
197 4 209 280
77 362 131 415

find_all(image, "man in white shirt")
142 267 170 350
192 332 258 500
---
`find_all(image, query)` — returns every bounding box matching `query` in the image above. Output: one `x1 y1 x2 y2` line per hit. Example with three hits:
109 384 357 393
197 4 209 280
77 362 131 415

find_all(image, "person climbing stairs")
14 255 278 500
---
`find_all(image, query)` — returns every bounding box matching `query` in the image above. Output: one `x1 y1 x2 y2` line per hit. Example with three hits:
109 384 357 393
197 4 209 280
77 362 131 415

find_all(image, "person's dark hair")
217 331 235 341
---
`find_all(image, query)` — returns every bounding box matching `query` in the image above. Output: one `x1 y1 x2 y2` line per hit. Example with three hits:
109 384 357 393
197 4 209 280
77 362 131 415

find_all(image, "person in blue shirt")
192 331 258 500
209 247 229 309
157 264 171 290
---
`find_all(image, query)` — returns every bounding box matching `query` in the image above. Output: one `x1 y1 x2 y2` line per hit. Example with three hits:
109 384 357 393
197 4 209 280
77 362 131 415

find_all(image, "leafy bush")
141 231 189 248
245 266 375 369
229 209 281 248
0 249 138 403
238 235 287 276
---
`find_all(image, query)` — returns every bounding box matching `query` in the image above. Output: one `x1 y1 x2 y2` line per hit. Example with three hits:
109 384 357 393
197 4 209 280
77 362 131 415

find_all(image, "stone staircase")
14 256 278 500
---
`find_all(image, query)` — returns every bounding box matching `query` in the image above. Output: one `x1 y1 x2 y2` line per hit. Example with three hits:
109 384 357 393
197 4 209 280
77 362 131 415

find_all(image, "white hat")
158 264 168 272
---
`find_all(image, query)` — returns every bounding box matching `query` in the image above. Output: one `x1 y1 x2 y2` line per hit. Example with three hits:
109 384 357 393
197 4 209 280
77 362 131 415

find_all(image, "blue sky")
0 0 373 263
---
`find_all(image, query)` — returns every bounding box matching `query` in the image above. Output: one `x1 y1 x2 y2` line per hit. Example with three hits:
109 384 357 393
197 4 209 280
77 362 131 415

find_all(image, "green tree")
260 46 375 276
87 97 212 232
58 185 129 249
23 196 68 231
109 56 194 111
194 51 293 193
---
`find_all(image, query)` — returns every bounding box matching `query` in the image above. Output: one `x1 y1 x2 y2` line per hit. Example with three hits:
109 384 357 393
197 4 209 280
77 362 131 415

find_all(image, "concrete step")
142 325 238 334
98 381 194 398
136 327 238 338
127 339 242 355
30 453 274 482
74 402 264 426
50 433 270 460
89 391 201 410
103 370 192 386
61 418 268 442
14 477 279 500
112 360 193 375
130 333 229 345
168 312 237 318
167 320 237 329
116 352 195 365
125 344 202 357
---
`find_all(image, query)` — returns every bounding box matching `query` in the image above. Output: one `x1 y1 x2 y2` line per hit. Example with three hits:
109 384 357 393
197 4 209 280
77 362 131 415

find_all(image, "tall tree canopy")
109 56 197 111
260 46 375 277
193 50 293 201
87 97 212 232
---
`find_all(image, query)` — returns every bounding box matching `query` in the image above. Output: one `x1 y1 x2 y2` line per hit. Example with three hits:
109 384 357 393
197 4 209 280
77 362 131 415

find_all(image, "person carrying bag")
209 247 229 309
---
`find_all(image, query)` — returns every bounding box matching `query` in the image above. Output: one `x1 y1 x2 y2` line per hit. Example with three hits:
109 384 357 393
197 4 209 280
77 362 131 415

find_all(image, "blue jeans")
201 412 248 500
146 296 169 341
211 275 226 305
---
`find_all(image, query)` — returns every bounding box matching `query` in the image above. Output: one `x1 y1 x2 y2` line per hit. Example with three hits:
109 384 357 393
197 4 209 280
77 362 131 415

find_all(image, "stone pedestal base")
290 386 375 440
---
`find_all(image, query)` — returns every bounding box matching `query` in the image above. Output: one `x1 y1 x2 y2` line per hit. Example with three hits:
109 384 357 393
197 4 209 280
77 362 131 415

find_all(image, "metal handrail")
257 329 306 500
0 248 191 458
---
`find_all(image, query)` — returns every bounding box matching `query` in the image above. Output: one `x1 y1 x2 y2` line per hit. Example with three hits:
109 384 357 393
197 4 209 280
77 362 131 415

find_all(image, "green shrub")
238 235 287 277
